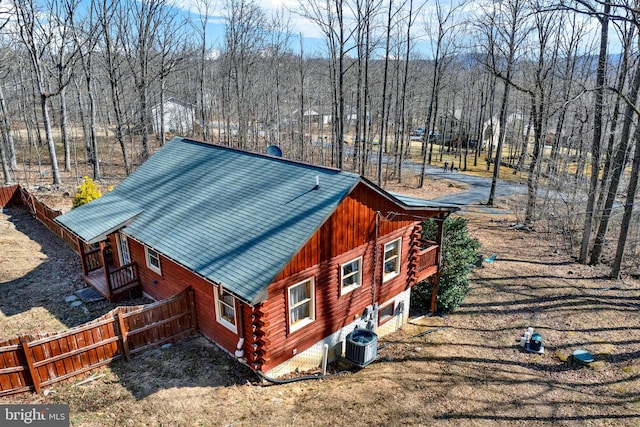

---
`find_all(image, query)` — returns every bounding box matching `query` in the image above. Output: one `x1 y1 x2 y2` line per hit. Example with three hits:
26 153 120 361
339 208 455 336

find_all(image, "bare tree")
191 0 215 141
579 0 610 263
121 0 170 160
69 0 102 179
418 0 466 188
590 21 637 265
479 0 532 206
221 0 267 150
13 0 80 184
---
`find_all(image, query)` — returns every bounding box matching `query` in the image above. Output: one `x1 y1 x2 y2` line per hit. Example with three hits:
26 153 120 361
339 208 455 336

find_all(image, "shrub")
72 176 102 209
411 216 481 313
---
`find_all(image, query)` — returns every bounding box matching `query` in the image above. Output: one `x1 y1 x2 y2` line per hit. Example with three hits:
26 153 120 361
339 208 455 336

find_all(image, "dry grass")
2 169 640 425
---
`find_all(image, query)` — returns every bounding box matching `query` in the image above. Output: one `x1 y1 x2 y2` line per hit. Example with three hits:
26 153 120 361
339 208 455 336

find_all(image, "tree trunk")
377 0 393 186
579 2 609 263
590 59 640 265
60 86 71 171
0 83 17 171
40 93 62 185
0 132 11 184
610 125 640 278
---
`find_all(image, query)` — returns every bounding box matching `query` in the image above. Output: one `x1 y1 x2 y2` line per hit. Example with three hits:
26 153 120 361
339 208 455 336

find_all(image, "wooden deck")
84 268 111 299
84 263 141 302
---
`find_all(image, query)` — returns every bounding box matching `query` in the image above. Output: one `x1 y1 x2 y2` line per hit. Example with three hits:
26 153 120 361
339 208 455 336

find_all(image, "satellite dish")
266 145 283 157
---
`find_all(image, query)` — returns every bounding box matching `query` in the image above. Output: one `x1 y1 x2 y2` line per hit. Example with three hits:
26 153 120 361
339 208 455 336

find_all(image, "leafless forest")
0 0 639 277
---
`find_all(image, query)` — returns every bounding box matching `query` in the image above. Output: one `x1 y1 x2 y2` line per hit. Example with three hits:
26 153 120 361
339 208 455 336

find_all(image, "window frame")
378 302 395 325
287 278 315 333
340 256 363 295
145 247 162 275
383 237 402 282
214 287 238 333
117 232 131 266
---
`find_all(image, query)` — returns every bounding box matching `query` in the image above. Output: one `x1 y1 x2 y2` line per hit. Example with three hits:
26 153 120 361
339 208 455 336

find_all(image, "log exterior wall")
95 182 443 372
121 236 241 356
255 182 441 372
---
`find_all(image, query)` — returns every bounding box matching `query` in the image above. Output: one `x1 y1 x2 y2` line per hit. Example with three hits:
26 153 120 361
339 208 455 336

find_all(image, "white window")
288 278 315 332
215 287 237 333
341 257 362 295
383 238 401 281
145 247 162 275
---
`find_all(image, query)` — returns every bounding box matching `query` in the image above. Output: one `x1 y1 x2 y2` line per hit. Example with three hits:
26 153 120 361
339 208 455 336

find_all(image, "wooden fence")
0 288 197 396
0 184 79 252
0 184 21 208
19 186 80 251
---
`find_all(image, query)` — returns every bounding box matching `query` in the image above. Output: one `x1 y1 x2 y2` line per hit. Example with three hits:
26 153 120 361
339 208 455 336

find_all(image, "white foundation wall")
265 288 412 378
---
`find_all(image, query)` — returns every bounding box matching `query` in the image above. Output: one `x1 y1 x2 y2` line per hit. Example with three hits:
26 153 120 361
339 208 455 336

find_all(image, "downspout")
235 298 246 362
372 211 381 306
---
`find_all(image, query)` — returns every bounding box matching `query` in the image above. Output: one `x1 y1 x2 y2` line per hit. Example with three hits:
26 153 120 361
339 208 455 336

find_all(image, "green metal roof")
387 191 460 210
57 137 457 305
57 137 362 304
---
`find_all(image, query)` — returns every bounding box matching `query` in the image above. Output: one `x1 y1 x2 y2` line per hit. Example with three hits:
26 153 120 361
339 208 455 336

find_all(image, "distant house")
482 112 526 149
151 97 195 134
56 137 457 377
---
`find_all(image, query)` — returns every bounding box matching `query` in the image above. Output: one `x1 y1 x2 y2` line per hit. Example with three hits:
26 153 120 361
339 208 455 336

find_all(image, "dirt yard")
2 185 640 425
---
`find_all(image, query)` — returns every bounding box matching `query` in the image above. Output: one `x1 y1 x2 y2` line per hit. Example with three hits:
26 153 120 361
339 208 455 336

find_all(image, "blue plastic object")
573 349 594 364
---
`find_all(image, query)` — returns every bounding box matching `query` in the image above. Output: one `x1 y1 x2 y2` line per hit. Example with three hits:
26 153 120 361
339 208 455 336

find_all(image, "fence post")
117 310 131 361
20 340 41 394
188 287 198 331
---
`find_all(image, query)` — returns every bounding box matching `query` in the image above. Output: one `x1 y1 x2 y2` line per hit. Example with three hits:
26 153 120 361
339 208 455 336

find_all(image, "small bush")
72 176 102 209
411 216 481 313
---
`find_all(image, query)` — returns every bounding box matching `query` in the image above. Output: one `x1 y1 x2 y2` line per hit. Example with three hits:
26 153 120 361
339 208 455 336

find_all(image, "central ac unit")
345 329 378 367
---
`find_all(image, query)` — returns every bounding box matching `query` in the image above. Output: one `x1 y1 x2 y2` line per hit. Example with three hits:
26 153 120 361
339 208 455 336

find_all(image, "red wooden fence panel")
0 184 20 208
1 187 199 396
0 289 196 396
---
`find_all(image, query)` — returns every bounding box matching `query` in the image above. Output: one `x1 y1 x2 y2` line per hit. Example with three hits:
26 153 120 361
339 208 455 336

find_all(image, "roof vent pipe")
314 175 320 190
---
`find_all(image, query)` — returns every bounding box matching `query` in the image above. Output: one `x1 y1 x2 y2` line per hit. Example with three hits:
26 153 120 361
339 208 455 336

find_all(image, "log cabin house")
56 137 457 376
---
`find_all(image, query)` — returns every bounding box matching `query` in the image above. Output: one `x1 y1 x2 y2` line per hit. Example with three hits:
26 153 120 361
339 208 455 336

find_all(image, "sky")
170 0 622 60
172 0 328 54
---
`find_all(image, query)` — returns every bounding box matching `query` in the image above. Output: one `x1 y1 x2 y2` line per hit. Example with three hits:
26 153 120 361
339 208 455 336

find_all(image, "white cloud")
172 0 325 40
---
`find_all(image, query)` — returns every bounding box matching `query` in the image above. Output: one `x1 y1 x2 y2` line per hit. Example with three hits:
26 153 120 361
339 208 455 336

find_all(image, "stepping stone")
70 301 83 307
64 295 78 303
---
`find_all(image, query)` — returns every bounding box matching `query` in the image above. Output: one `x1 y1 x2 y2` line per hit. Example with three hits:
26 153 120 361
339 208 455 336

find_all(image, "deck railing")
109 262 139 293
84 247 103 274
416 239 438 273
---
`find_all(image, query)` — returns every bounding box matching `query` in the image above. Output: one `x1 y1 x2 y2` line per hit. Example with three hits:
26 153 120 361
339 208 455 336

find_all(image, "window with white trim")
288 278 315 332
145 247 162 275
341 256 362 295
215 287 237 333
383 238 401 281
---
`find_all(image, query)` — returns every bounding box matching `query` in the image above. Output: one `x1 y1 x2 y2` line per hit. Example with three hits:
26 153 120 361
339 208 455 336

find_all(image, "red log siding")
81 181 443 372
123 237 241 355
274 183 435 280
258 182 437 371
